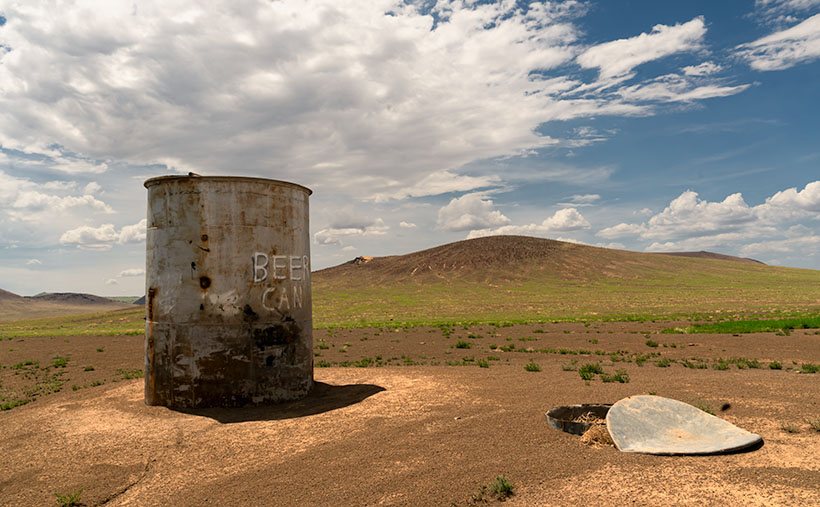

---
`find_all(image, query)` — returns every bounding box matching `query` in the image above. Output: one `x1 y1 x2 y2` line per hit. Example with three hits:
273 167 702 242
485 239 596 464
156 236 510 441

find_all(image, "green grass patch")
600 369 629 383
799 363 819 373
663 316 820 335
524 361 541 372
578 362 603 380
0 307 144 339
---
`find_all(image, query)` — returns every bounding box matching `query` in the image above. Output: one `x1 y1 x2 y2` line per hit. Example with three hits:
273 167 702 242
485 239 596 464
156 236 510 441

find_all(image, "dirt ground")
1 322 819 506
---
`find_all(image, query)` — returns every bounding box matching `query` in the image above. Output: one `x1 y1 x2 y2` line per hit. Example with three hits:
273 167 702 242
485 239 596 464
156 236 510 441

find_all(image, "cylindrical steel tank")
144 175 313 408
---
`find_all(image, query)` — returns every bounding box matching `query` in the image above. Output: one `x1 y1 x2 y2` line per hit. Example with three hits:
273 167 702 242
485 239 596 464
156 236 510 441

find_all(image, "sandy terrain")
1 322 819 506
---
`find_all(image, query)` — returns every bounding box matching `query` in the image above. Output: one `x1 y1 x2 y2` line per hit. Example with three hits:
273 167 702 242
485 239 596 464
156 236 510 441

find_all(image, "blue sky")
1 0 819 296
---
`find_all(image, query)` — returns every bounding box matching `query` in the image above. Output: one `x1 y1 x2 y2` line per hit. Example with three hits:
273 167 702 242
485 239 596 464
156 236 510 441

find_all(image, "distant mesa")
27 292 121 305
0 288 25 301
658 251 763 265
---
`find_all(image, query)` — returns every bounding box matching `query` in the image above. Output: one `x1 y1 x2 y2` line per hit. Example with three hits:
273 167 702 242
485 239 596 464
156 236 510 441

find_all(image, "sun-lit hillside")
312 236 820 326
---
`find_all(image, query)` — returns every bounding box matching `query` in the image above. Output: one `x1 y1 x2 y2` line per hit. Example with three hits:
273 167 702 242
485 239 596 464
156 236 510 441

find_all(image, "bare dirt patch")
1 321 819 506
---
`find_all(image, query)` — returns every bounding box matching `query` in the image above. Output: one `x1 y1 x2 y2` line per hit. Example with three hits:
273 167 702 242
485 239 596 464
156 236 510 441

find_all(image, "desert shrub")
578 362 603 380
601 369 629 383
654 357 673 368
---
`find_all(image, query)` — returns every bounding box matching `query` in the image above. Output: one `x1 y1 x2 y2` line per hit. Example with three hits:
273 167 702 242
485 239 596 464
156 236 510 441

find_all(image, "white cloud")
644 232 756 252
436 193 511 232
740 233 820 256
372 171 501 202
119 268 145 277
766 180 820 211
26 258 42 265
341 246 357 252
59 219 147 250
597 222 648 239
0 169 116 250
576 17 706 79
314 218 389 246
84 181 102 194
59 224 118 250
641 191 760 240
568 194 600 204
117 219 147 244
104 278 119 285
738 13 820 70
616 74 750 103
682 61 723 76
0 2 748 204
598 181 820 254
43 181 78 191
466 207 590 238
399 221 416 228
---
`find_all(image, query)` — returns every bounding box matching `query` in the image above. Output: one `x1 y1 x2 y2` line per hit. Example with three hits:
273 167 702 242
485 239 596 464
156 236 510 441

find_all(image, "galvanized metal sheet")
606 395 762 455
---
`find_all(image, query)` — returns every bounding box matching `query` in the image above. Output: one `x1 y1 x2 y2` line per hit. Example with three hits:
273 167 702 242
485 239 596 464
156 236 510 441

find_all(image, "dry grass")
580 425 614 448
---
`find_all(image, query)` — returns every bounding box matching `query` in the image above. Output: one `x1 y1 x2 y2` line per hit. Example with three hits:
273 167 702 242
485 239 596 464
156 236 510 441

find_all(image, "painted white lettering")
253 253 268 282
277 289 290 310
302 255 310 281
261 287 277 311
290 256 303 280
292 285 303 309
272 255 288 280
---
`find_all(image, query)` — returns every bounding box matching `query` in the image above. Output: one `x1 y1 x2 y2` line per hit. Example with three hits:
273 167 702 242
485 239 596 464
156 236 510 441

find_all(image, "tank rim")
143 175 312 195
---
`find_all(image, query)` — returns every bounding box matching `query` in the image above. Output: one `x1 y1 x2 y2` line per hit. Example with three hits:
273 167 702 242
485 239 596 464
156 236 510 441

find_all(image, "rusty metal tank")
143 175 313 408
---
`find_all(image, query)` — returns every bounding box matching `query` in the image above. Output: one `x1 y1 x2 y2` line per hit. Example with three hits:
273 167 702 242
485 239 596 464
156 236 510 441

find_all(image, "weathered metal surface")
545 404 612 435
144 175 313 408
606 395 762 455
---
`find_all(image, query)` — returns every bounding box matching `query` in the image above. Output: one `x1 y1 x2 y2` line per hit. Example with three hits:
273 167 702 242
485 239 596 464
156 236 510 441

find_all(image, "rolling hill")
0 290 132 323
312 235 820 326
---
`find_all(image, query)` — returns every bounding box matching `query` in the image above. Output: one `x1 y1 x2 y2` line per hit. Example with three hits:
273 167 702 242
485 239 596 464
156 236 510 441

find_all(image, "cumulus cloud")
597 222 648 239
0 171 114 222
119 268 145 277
84 182 102 194
0 2 752 203
314 218 389 246
766 180 820 211
596 180 820 254
738 13 820 70
59 219 147 250
399 221 416 228
26 258 42 265
436 193 511 232
466 207 590 238
104 278 119 285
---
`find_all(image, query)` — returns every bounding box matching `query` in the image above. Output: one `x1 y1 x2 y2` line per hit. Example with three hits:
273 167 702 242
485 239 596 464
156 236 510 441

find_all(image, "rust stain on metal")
144 175 313 409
